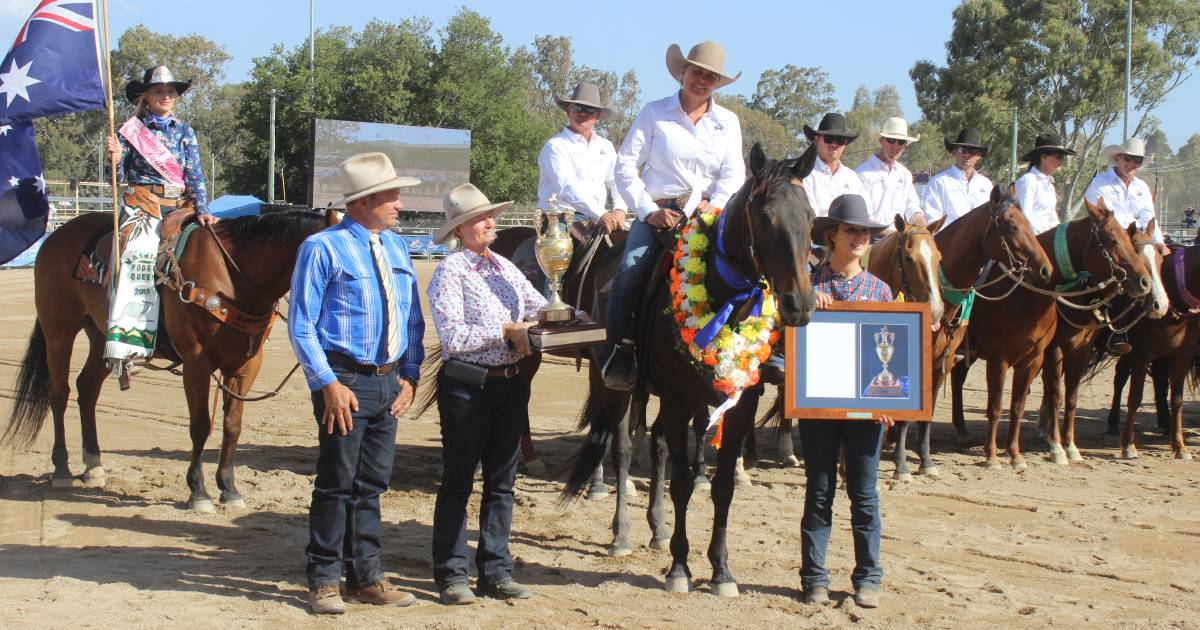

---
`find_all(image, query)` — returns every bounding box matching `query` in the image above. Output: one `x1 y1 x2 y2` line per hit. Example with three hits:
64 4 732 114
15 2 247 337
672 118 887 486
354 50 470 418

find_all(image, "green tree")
841 85 904 168
910 0 1200 214
748 65 837 142
898 119 951 181
714 94 798 161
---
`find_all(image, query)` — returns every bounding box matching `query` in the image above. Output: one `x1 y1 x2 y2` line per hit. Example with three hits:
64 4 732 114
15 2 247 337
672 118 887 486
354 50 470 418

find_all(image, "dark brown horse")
952 199 1153 469
1037 220 1168 464
886 187 1053 480
4 209 338 511
564 143 817 597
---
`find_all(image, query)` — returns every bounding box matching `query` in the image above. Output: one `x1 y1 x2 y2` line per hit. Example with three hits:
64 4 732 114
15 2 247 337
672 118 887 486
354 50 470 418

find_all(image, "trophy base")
864 377 905 398
529 322 606 352
538 307 575 325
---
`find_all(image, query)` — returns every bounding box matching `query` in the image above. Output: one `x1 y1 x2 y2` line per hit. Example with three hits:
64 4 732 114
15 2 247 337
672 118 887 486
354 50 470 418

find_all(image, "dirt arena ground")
1 261 1198 629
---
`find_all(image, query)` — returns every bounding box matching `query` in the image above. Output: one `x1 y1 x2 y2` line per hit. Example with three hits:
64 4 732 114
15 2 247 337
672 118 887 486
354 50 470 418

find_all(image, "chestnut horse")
564 143 817 597
952 199 1153 469
886 187 1053 480
1037 221 1168 464
4 209 338 511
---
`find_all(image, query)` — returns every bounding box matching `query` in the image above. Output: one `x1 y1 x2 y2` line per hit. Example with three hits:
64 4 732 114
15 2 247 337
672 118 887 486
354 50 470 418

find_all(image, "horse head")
1082 197 1153 299
988 185 1054 282
1129 218 1168 319
892 212 944 322
743 143 817 327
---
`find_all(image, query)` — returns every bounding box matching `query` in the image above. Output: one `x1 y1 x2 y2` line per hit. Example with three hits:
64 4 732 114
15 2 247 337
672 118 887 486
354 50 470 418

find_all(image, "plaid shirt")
115 112 209 215
811 263 893 303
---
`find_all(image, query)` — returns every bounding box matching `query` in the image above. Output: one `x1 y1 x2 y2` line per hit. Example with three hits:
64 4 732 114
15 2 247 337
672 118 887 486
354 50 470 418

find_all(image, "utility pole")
1009 109 1019 184
309 0 315 93
268 89 277 203
1124 0 1132 141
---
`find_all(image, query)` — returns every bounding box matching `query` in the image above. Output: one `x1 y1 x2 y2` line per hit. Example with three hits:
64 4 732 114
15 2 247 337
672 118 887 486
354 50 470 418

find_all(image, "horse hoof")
50 476 77 489
665 577 690 593
734 475 753 489
894 471 913 483
985 458 1003 470
1121 448 1138 460
1066 446 1083 462
586 488 610 501
711 582 739 597
220 495 247 509
1011 460 1027 472
189 498 216 513
786 455 802 468
81 468 106 488
523 458 546 476
917 466 940 478
1049 450 1068 466
609 546 632 558
649 538 669 551
693 477 711 491
624 479 638 498
1176 452 1193 461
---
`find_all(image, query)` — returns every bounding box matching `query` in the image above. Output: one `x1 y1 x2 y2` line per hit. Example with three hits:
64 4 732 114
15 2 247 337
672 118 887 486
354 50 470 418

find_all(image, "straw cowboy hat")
804 112 858 142
811 194 888 245
666 41 740 89
555 82 613 121
1020 132 1077 163
1102 137 1151 166
944 128 990 157
436 183 513 244
873 117 920 143
125 65 192 104
334 152 420 208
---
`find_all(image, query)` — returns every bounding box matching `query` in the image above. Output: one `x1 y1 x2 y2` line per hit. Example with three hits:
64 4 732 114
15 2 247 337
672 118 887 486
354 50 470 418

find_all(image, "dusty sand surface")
1 262 1198 629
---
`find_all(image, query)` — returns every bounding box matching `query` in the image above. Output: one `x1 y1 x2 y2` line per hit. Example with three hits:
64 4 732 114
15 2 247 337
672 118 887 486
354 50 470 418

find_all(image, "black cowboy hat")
811 194 888 245
943 127 990 157
803 112 858 142
125 65 192 105
1020 132 1077 163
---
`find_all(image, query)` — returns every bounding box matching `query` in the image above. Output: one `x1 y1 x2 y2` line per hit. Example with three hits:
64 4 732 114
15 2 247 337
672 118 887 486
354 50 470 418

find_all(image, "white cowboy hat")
334 152 419 208
555 82 613 121
435 183 513 244
873 117 920 143
1102 137 1151 166
666 41 740 89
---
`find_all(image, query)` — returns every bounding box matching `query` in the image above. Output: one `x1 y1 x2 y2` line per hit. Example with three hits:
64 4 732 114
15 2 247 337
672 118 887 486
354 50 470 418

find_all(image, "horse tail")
1189 353 1200 397
408 343 443 419
561 387 613 503
1080 340 1115 386
756 392 783 429
4 323 52 449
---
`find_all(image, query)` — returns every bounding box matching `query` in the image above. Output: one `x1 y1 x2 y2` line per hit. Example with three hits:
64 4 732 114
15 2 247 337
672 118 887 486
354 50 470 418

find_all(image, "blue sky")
2 0 1198 149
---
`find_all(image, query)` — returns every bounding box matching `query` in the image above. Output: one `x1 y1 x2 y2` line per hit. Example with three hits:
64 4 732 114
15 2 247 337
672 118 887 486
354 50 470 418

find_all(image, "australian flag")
0 0 106 124
0 122 50 263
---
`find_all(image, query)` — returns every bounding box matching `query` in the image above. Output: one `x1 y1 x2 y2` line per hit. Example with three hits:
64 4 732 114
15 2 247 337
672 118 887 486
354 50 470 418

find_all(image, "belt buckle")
373 363 392 376
675 191 691 211
162 182 183 199
502 365 519 378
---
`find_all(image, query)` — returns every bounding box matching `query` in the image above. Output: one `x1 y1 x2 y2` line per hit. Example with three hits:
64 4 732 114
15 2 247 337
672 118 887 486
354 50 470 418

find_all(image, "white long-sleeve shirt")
537 127 625 221
615 93 744 220
802 156 866 217
1084 168 1164 244
920 165 993 226
1014 167 1060 235
855 153 921 225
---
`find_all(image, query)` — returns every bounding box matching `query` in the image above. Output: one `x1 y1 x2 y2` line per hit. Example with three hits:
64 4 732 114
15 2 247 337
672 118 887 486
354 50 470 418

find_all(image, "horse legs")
662 406 695 593
1039 349 1068 465
630 389 649 470
706 387 759 598
646 420 671 550
1151 358 1171 435
983 359 1008 469
1106 356 1130 436
951 359 972 441
1168 354 1193 460
609 396 634 556
76 322 109 487
215 363 261 508
777 417 801 467
1121 359 1148 460
43 320 80 487
892 421 912 481
1006 361 1040 470
182 361 216 512
1061 350 1092 463
915 420 939 477
691 411 710 491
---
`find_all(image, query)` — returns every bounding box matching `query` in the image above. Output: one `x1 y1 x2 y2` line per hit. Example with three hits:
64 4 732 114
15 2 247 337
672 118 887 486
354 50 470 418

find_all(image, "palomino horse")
564 143 817 597
952 199 1153 469
1037 221 1168 464
887 187 1052 480
5 209 338 511
1109 243 1200 460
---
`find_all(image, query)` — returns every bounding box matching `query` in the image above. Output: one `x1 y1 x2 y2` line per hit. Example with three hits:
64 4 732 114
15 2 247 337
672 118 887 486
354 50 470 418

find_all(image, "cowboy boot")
602 339 637 391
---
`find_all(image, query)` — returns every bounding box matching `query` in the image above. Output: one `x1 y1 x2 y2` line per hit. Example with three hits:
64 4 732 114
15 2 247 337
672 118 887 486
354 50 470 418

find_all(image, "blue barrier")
399 235 450 258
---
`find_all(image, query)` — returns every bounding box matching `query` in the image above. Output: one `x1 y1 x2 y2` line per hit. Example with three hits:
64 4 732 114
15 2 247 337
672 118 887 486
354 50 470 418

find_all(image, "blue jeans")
306 367 401 589
605 219 663 343
799 420 884 589
432 370 530 589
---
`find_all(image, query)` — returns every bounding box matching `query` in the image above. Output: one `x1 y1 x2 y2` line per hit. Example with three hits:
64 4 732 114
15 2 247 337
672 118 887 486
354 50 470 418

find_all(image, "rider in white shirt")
801 112 865 217
537 82 627 233
1084 137 1166 251
920 128 993 226
1015 133 1075 235
855 117 921 226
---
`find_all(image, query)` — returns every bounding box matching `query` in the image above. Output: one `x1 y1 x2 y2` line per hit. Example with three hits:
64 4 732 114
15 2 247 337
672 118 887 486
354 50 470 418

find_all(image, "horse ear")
1085 196 1107 222
1146 217 1157 237
1127 222 1139 239
749 142 767 176
989 184 1006 209
791 143 818 180
928 216 946 233
894 213 906 232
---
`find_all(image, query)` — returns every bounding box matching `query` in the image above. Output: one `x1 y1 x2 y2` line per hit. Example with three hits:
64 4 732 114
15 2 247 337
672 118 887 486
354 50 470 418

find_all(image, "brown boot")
345 579 417 607
308 584 345 615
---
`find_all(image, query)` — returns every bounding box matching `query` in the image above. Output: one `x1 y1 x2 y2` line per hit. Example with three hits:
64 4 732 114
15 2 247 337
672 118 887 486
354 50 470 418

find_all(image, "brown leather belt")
128 184 179 207
326 351 398 376
483 364 520 378
654 195 709 211
142 183 183 200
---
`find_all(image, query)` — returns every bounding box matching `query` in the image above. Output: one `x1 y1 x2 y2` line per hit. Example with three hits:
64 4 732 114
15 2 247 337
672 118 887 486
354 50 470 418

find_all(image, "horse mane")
212 210 326 247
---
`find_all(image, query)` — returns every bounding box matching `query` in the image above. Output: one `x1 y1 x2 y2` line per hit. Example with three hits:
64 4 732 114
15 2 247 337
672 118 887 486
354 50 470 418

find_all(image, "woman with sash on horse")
103 66 214 384
801 194 895 610
603 40 744 390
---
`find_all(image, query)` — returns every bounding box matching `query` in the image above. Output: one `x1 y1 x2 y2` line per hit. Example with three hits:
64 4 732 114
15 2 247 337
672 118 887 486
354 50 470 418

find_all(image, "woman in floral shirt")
426 183 546 606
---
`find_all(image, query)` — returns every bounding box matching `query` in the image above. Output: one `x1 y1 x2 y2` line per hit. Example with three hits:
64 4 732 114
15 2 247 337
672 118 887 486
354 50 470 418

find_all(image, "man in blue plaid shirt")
288 153 425 615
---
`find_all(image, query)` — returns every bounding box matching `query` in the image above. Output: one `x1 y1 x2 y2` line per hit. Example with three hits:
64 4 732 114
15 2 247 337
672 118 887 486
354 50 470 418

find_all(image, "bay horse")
885 187 1053 480
1037 221 1168 464
564 143 817 597
4 209 338 511
1108 243 1200 460
951 199 1153 469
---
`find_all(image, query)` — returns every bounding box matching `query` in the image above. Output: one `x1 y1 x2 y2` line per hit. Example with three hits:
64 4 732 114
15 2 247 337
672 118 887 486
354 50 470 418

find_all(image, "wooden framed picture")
783 301 933 421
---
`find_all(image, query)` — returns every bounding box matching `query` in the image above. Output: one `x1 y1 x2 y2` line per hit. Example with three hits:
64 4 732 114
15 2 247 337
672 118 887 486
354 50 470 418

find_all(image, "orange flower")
680 328 696 345
755 345 772 362
738 355 750 370
769 330 780 345
704 352 718 366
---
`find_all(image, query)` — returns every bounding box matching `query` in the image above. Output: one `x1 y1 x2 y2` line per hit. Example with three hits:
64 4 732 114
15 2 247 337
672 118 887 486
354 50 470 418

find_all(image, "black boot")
1107 332 1132 356
602 341 636 391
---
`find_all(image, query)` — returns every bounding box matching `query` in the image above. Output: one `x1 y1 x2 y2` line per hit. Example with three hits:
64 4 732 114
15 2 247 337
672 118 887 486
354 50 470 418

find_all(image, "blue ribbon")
692 209 765 349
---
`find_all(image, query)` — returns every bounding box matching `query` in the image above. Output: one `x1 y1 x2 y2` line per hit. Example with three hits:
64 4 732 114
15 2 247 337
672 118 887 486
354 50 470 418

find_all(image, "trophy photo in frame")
862 324 908 398
527 196 606 352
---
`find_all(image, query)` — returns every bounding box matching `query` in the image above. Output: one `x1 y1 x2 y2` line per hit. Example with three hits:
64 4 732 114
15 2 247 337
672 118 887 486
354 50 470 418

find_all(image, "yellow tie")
369 233 400 361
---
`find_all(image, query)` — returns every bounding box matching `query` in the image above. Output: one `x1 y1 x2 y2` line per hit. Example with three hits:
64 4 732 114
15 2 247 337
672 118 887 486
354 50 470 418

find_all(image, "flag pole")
101 0 120 281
